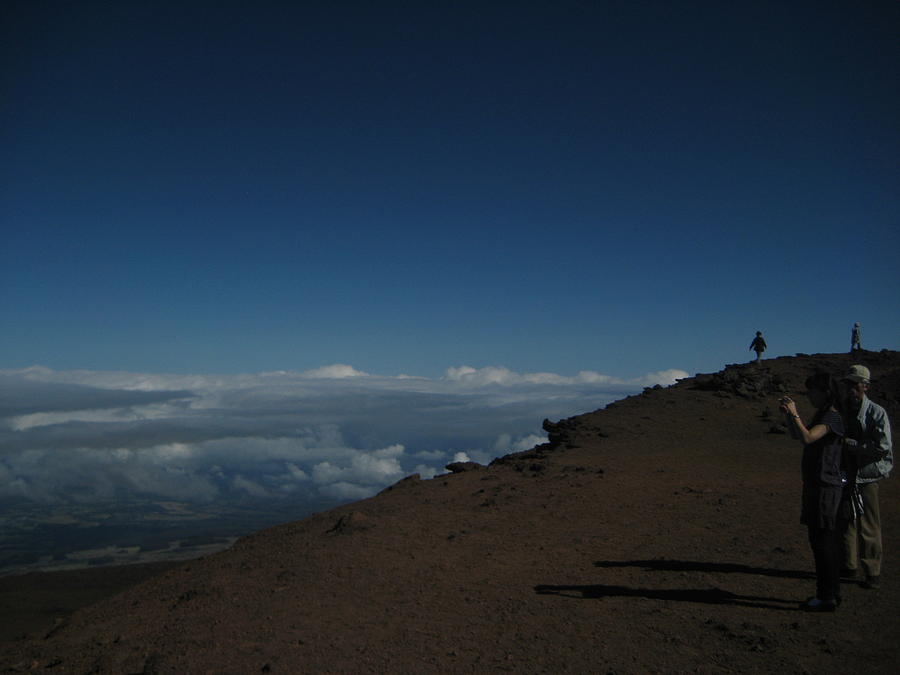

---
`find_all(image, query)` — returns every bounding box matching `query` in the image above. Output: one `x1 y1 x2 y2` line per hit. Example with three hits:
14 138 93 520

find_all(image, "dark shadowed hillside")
2 351 898 673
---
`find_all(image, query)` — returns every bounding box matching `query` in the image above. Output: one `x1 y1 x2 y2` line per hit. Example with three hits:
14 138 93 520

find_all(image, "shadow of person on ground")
593 559 814 580
534 584 796 610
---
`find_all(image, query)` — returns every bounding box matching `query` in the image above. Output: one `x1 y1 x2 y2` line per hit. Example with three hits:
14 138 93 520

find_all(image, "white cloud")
373 444 404 458
0 363 683 507
285 463 308 481
493 433 548 454
630 369 689 386
575 370 617 384
348 451 405 484
441 364 689 389
232 475 271 498
312 461 346 485
412 463 441 479
319 481 378 500
302 364 369 379
444 365 514 385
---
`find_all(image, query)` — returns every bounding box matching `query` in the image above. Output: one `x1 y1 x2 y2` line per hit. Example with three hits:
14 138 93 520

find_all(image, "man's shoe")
862 576 881 590
840 567 859 580
800 597 837 612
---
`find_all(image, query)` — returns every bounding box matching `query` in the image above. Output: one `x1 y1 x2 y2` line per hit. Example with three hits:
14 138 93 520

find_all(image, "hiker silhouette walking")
749 331 767 363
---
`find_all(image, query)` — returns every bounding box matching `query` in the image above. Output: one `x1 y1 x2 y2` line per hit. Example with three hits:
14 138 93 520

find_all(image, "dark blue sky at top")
2 0 898 378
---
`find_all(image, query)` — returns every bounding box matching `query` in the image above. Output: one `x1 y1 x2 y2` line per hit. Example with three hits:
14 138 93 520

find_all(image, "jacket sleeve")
846 407 892 465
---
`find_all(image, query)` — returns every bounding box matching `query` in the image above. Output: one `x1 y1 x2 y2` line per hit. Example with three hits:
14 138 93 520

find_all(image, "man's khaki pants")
844 481 882 578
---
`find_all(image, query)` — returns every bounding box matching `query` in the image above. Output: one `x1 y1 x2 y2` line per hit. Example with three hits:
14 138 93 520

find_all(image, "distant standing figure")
842 365 892 590
749 331 767 363
851 323 862 352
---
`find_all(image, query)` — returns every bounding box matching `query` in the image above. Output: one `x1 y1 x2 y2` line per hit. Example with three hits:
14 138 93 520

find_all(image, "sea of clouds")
0 364 688 505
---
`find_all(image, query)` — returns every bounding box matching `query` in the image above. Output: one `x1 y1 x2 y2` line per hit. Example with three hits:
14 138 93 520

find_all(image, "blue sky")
2 0 898 379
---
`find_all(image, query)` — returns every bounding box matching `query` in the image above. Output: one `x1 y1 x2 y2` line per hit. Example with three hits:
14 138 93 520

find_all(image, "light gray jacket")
845 396 893 483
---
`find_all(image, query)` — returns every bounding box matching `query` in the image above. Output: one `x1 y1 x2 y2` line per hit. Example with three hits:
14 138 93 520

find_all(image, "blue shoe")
800 597 837 612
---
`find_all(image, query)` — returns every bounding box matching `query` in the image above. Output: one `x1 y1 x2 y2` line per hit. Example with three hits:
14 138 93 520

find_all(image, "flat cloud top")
0 374 193 417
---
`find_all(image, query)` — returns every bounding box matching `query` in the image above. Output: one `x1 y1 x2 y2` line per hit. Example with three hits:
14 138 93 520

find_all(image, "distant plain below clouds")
0 364 687 505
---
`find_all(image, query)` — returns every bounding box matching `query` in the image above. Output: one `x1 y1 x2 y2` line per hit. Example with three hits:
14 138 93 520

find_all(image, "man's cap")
844 364 870 384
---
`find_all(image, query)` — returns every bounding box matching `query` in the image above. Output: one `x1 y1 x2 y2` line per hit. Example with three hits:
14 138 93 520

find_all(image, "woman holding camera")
780 372 852 612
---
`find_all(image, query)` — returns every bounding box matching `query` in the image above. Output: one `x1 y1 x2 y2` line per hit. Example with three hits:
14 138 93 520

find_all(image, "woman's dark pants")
807 514 849 602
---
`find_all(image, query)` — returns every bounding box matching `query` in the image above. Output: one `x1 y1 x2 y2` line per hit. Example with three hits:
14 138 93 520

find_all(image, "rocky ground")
2 351 898 674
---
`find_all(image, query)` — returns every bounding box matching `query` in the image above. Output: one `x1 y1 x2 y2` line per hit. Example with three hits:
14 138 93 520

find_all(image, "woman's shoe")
800 597 837 612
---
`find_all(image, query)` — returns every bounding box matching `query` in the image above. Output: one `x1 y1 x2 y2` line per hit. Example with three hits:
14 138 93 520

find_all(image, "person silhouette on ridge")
749 331 767 363
851 323 862 353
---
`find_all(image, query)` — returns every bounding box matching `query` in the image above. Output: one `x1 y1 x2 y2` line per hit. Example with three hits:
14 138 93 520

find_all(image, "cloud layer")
0 364 687 505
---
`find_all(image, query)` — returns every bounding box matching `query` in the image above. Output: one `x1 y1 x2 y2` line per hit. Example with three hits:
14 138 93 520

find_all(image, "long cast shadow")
594 559 814 580
534 584 796 610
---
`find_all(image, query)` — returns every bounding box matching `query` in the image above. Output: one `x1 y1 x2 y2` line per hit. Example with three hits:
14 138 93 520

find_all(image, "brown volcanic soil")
2 351 898 674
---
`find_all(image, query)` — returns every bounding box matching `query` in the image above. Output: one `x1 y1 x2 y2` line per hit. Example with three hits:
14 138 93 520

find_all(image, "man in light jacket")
842 365 893 589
